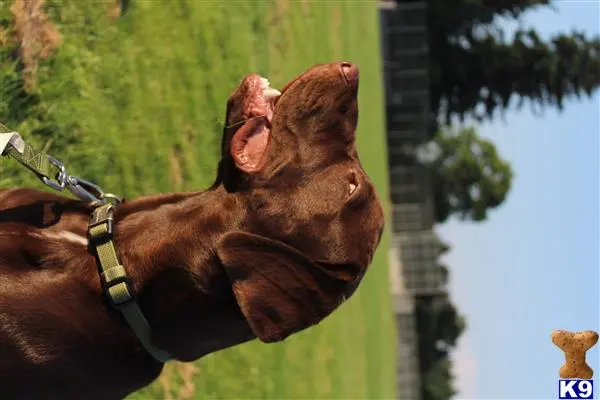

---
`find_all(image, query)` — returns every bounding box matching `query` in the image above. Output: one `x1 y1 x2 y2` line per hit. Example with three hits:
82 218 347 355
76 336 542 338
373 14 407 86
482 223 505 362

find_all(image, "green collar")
88 204 172 363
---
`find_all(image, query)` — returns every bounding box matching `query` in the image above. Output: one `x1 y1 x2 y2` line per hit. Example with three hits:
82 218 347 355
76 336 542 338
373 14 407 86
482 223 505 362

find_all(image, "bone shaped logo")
552 329 599 379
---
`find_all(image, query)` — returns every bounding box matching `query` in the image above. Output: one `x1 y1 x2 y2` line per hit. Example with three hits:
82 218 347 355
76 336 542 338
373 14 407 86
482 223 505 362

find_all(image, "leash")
0 128 120 205
0 125 172 363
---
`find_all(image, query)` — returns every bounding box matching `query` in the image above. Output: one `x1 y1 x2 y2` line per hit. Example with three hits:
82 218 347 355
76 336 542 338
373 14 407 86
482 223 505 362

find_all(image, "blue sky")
438 2 600 399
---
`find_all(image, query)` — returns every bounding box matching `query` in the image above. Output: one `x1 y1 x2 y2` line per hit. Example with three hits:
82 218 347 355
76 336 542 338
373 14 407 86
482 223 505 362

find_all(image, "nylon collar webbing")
88 204 172 363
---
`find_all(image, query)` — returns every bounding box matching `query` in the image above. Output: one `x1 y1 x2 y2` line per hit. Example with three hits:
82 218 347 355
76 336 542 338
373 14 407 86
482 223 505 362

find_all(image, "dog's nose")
340 62 359 85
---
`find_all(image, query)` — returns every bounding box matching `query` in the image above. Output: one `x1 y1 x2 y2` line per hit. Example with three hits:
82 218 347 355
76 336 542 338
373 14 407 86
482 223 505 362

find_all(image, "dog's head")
214 62 385 343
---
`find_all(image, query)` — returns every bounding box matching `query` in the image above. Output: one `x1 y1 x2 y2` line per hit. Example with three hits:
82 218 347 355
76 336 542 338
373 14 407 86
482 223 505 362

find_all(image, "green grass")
1 0 396 398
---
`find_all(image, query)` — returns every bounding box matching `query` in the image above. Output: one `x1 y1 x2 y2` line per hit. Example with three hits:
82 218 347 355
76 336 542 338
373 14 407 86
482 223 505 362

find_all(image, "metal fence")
379 1 447 399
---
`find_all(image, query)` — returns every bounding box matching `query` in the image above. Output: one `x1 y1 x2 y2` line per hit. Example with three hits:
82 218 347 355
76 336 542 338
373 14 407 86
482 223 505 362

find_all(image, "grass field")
1 0 396 398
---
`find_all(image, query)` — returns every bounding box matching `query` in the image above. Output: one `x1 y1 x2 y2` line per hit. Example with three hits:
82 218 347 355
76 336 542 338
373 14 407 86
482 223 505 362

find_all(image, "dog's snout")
340 62 359 86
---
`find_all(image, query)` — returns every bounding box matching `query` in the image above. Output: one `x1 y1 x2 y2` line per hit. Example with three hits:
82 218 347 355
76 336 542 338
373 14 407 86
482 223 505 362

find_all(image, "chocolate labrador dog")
0 62 385 399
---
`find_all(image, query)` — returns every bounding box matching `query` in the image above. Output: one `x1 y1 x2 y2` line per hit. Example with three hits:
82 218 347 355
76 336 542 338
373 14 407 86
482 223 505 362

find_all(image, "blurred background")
0 0 598 399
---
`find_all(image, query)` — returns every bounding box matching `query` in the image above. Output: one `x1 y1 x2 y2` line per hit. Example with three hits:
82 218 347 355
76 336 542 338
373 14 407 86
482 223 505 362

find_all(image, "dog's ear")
229 116 270 174
216 232 362 343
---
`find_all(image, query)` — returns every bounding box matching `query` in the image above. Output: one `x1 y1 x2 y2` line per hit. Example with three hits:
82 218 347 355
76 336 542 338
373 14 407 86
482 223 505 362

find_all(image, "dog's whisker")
224 115 267 129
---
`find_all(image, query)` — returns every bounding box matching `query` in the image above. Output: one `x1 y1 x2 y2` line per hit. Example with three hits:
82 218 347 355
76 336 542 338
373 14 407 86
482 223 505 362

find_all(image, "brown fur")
0 62 384 399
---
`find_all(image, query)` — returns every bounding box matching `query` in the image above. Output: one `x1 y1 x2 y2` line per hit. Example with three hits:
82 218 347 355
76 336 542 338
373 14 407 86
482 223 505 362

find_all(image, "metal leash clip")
67 176 122 206
40 157 122 206
1 125 122 206
41 156 68 191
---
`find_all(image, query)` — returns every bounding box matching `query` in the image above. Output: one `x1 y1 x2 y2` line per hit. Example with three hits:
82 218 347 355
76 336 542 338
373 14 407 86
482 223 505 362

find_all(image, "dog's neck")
111 185 256 362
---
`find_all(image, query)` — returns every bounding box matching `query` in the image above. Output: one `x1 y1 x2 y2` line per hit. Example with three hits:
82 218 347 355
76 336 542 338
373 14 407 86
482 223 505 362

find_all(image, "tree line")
393 1 600 399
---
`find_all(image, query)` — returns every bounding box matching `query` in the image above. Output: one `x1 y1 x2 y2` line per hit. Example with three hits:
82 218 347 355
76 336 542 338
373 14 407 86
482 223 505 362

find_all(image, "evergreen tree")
398 0 600 124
